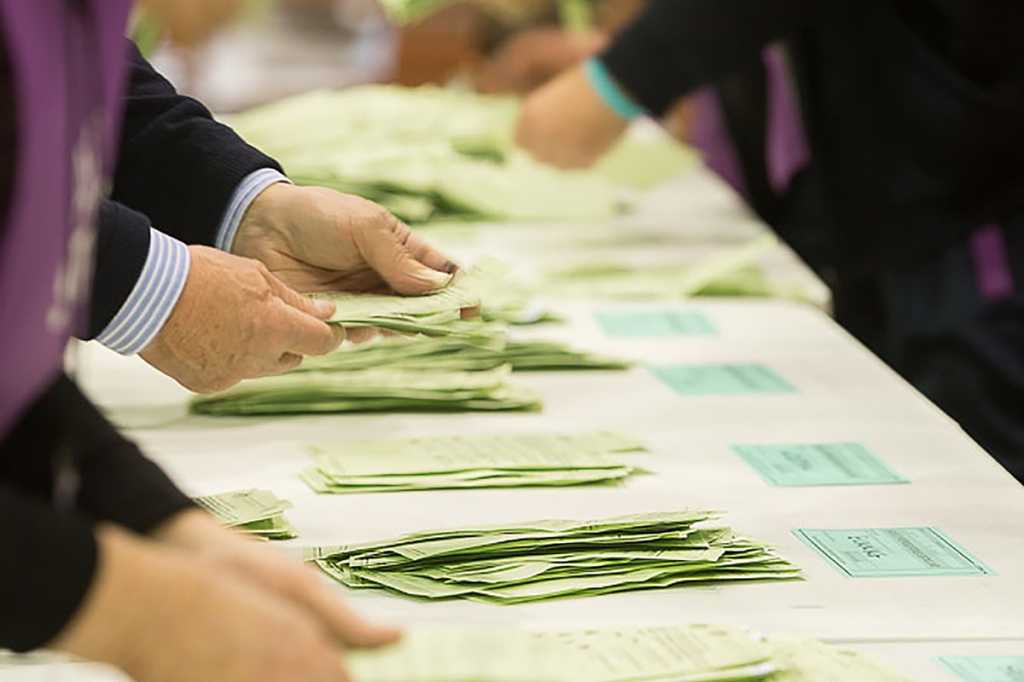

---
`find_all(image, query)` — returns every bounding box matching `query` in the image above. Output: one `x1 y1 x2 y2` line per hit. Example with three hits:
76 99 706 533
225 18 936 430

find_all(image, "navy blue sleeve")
109 41 282 246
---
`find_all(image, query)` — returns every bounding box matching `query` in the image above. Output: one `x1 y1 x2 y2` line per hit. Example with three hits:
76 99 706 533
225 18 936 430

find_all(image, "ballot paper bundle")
299 336 631 374
307 512 800 604
228 86 692 226
301 431 647 494
545 235 811 302
312 265 494 340
344 626 914 682
194 489 297 540
190 365 541 416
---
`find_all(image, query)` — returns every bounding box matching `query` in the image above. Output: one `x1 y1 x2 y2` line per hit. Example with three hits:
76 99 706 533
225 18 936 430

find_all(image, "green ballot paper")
190 365 542 416
938 656 1024 682
652 364 796 396
308 511 801 604
194 489 297 540
310 264 487 338
348 624 776 682
732 443 908 486
298 336 631 374
763 637 917 682
227 86 631 226
794 527 993 577
343 625 915 682
302 431 648 494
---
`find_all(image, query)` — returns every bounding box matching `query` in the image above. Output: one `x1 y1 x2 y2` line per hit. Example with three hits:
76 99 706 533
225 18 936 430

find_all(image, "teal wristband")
584 58 645 121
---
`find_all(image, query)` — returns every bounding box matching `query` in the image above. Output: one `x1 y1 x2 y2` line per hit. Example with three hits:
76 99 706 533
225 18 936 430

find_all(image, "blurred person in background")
0 0 510 676
516 1 1024 482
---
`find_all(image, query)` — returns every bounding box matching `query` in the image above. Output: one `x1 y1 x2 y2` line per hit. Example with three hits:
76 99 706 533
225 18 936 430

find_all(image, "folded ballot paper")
227 86 632 225
301 431 647 494
194 489 297 540
299 336 630 374
190 365 541 416
344 626 914 682
311 265 489 339
545 235 813 302
306 511 800 604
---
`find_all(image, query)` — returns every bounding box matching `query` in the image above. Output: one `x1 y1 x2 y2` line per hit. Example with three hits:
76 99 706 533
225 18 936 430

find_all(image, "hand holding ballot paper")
142 182 464 395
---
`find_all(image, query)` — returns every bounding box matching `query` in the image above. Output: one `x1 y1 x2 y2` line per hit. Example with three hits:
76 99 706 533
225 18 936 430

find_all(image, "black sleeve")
110 41 282 246
84 200 152 339
599 0 821 117
0 374 193 651
0 485 98 652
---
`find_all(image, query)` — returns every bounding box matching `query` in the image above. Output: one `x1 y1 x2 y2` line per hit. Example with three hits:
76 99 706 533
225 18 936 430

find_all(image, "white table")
72 295 1024 646
9 166 1022 680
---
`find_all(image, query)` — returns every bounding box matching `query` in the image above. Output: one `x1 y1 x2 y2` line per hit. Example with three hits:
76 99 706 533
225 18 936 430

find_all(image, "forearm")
88 164 287 350
598 0 817 116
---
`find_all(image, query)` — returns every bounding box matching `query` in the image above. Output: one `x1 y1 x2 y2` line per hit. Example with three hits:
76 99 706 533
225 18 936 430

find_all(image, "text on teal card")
595 310 716 337
938 657 1024 682
732 442 908 486
651 363 796 396
794 527 993 577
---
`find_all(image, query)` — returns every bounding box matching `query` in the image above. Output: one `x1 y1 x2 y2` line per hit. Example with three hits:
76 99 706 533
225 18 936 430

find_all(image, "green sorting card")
938 656 1024 682
794 527 994 577
732 443 908 486
651 364 795 396
595 310 716 338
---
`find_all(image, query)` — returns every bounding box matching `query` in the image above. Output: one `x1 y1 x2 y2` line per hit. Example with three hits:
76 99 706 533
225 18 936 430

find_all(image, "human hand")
140 245 344 394
153 509 401 650
516 64 629 169
232 184 456 297
53 524 394 682
474 28 607 95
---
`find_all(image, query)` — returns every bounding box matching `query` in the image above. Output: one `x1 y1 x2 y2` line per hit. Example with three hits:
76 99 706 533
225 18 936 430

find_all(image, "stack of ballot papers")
194 489 297 540
311 265 491 340
227 86 691 225
343 626 914 682
545 235 811 303
301 431 648 494
306 511 800 603
190 365 541 416
299 336 631 373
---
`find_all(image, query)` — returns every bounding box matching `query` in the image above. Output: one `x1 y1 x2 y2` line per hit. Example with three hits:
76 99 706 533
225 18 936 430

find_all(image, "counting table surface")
6 166 1022 680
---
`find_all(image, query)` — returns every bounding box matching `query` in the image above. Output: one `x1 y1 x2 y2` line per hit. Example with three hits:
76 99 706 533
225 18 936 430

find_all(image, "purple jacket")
0 0 132 438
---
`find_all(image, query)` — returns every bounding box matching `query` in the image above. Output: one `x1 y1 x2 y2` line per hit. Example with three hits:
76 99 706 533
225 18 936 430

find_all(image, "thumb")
356 213 453 295
263 269 337 320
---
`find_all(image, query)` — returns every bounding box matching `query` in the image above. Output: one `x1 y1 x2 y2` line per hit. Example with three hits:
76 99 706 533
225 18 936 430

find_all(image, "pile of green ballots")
194 489 297 540
227 85 691 224
312 265 491 340
190 365 541 416
307 511 800 604
302 431 647 494
300 336 630 373
345 625 914 682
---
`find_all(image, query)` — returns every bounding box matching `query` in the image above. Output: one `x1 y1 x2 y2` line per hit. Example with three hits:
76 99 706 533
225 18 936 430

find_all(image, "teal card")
732 443 908 486
939 657 1024 682
794 527 993 577
596 310 716 337
651 364 795 396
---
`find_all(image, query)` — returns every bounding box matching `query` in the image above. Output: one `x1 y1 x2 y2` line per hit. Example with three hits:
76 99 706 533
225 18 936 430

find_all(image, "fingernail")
314 299 336 317
445 261 459 274
428 270 454 290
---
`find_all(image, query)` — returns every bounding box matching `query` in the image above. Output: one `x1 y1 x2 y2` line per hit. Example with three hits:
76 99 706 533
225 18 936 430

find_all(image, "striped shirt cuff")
95 228 191 355
215 168 291 252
